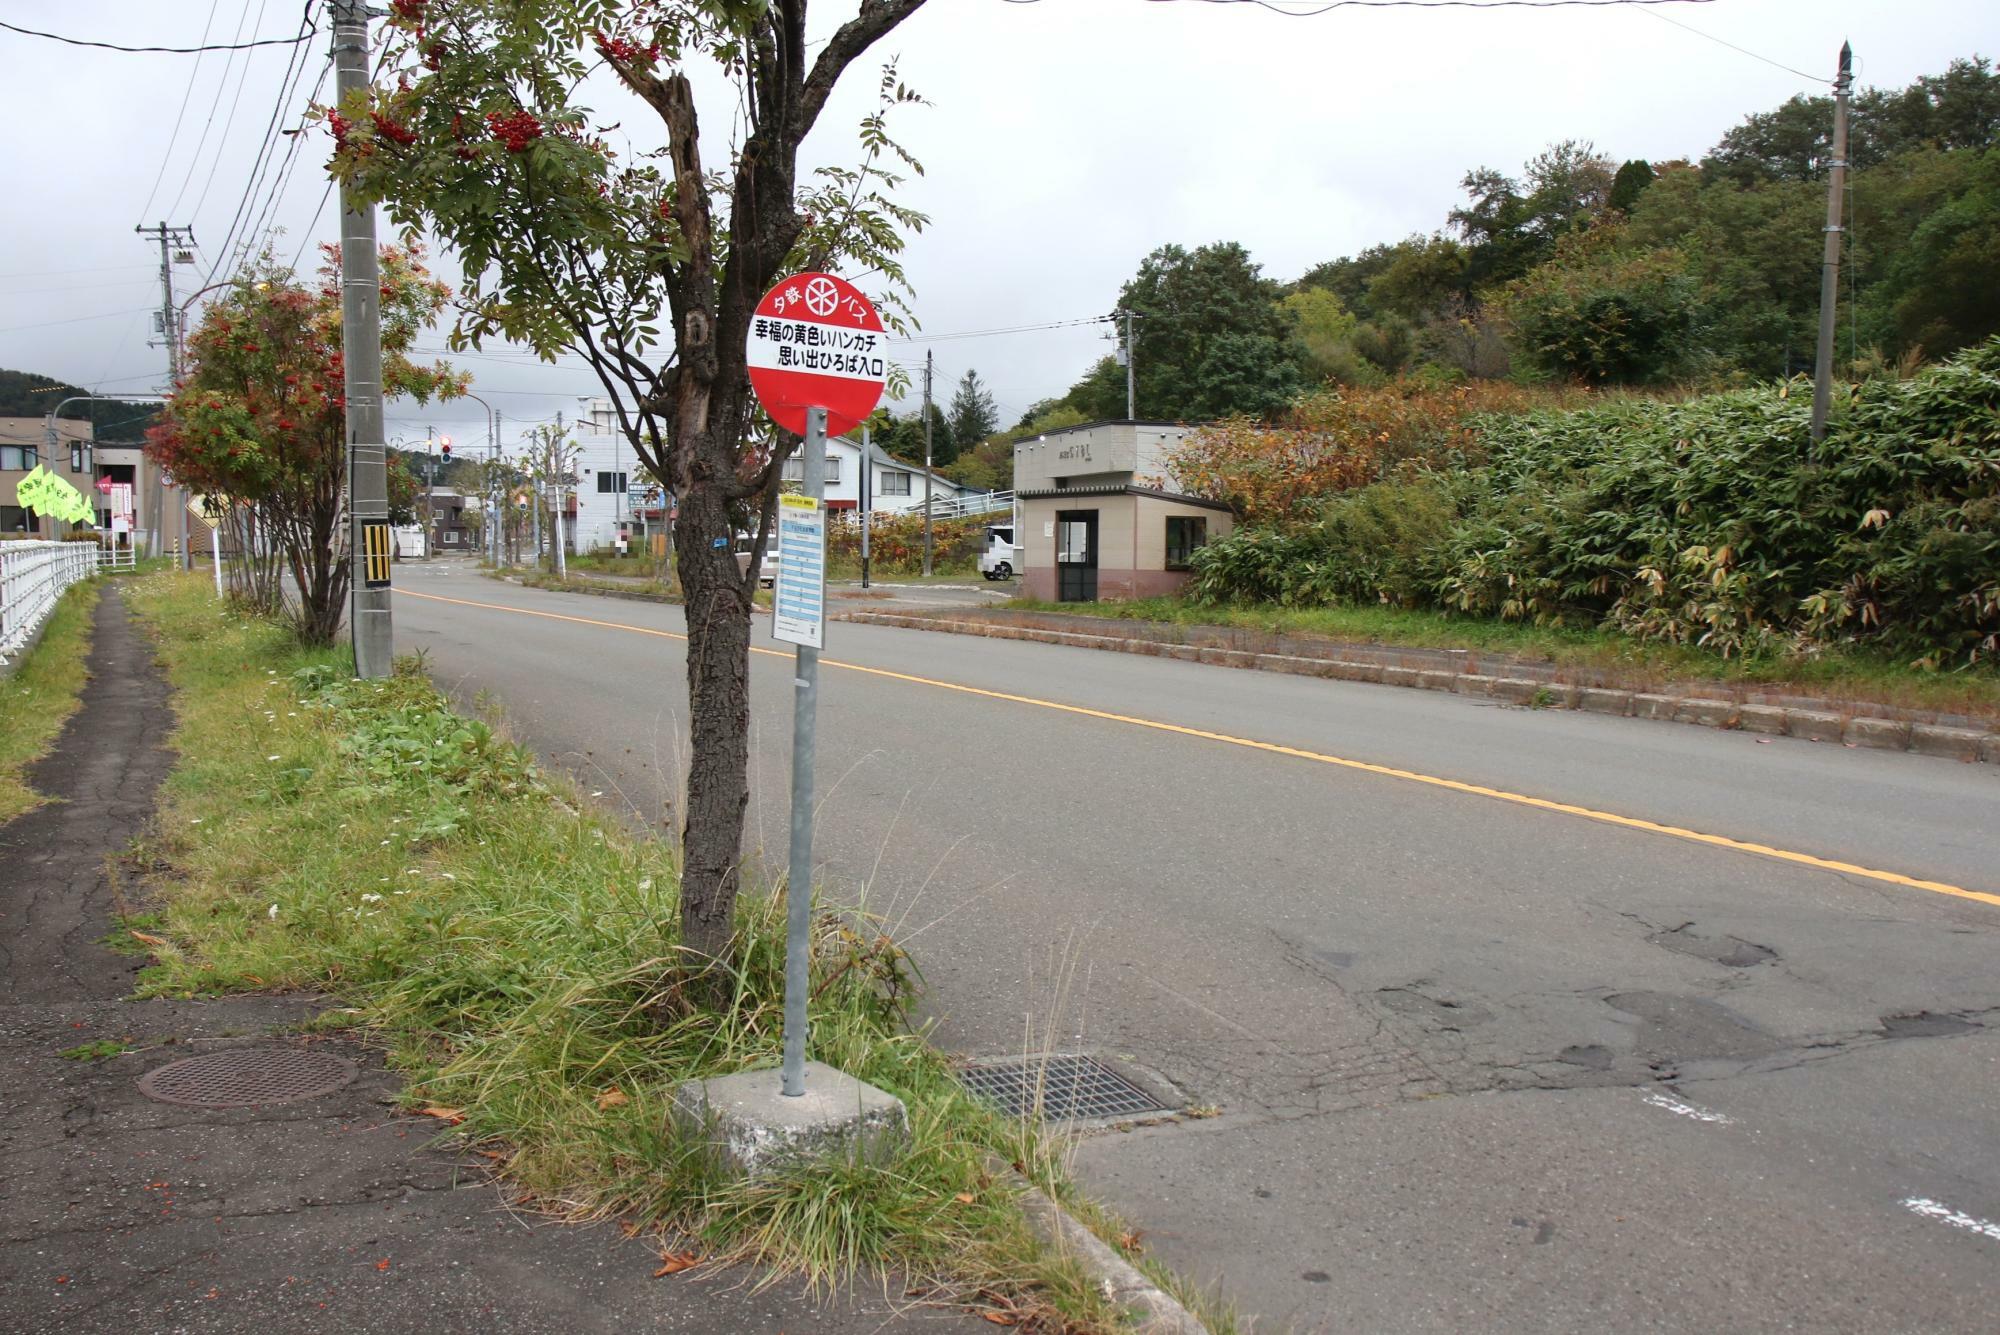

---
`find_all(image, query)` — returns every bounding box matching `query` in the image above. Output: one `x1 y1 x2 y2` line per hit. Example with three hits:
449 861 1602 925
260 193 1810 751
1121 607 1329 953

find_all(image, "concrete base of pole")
674 1061 907 1178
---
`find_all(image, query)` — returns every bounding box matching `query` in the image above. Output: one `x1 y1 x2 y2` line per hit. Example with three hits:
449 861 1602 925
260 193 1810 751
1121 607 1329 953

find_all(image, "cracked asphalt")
0 587 978 1334
393 563 2000 1332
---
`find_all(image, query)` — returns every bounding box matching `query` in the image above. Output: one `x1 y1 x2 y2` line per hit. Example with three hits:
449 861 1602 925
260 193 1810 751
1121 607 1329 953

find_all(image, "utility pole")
138 220 195 560
1121 308 1137 420
921 350 934 577
551 411 567 579
423 425 437 555
1810 41 1854 451
333 0 393 678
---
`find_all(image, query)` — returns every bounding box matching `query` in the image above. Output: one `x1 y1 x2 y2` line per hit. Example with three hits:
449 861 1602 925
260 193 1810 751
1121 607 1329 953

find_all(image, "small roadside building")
1012 420 1232 602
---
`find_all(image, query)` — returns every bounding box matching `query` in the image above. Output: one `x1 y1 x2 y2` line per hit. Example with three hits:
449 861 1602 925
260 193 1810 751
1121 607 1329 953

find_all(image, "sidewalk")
0 587 975 1334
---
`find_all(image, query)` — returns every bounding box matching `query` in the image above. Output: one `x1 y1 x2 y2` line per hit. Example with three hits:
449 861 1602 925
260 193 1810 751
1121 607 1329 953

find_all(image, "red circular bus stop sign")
746 272 888 437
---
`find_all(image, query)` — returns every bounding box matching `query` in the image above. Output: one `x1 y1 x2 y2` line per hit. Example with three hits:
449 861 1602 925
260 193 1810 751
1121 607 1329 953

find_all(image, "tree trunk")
672 465 754 980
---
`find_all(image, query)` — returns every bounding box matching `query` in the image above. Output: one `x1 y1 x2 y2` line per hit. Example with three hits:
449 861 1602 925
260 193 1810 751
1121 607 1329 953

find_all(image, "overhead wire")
198 5 320 288
133 0 223 224
181 0 273 225
1634 4 1829 84
166 0 259 221
291 26 391 274
1004 0 1720 10
0 17 312 54
244 57 335 262
887 315 1113 345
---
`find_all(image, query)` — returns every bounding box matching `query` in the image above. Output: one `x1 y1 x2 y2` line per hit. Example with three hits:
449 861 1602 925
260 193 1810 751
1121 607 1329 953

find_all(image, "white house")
568 397 976 552
783 432 967 517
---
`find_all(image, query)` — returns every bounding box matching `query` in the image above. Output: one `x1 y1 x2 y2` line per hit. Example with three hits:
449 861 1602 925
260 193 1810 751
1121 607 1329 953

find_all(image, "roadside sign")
771 492 826 649
95 475 113 494
746 272 887 437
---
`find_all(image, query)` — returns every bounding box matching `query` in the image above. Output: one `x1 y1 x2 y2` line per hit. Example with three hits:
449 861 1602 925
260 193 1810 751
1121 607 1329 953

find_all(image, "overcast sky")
2 0 1991 451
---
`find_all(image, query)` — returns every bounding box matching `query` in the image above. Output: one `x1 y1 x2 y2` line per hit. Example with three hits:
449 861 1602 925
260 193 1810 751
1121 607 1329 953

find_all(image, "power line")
0 17 312 54
1007 0 1719 10
887 315 1113 345
199 9 319 288
173 0 267 223
0 307 159 338
134 0 223 224
244 58 336 261
1635 4 1829 84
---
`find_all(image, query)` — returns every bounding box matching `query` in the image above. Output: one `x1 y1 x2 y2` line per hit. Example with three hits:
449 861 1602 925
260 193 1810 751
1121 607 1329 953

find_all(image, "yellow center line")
397 586 2000 910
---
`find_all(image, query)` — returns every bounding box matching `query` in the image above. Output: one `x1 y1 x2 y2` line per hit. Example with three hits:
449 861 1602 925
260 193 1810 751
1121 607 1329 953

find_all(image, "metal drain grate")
136 1047 359 1109
957 1054 1168 1122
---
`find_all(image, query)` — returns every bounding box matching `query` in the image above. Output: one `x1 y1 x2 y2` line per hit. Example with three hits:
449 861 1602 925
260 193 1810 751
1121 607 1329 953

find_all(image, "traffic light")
440 436 452 460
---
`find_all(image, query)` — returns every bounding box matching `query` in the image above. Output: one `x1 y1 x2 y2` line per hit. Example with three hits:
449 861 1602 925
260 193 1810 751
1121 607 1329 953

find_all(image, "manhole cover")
136 1047 358 1108
957 1054 1169 1122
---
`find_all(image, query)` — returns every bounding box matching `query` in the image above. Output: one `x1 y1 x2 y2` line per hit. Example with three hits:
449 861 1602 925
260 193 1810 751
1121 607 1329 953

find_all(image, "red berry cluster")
390 0 427 22
327 110 352 150
593 32 660 64
486 109 543 153
422 39 448 71
371 112 418 147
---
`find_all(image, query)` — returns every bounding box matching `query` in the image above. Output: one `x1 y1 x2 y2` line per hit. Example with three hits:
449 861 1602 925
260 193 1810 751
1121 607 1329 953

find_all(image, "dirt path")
0 587 971 1334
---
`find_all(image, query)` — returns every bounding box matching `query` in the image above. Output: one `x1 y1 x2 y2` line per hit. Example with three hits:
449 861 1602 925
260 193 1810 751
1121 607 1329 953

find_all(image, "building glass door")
1055 509 1097 602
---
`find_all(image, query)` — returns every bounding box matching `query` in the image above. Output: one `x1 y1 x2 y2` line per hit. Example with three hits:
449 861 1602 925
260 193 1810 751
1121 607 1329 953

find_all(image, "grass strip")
0 579 101 822
1005 596 2000 722
121 573 1199 1332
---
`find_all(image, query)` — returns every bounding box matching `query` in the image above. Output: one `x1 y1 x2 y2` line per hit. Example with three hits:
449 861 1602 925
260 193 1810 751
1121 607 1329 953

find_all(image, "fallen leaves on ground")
129 931 168 948
417 1105 465 1124
653 1250 702 1278
595 1087 629 1111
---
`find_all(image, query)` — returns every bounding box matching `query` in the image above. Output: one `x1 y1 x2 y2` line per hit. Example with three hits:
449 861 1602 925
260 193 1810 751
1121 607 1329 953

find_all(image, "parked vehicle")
979 523 1021 581
733 533 778 587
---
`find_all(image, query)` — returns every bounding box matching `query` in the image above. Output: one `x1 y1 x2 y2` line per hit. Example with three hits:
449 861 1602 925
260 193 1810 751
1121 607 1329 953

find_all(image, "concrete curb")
493 573 682 606
838 610 2000 768
1000 1163 1208 1335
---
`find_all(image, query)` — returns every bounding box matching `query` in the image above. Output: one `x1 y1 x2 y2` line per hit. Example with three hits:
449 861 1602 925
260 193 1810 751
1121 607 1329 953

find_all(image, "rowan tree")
147 247 464 644
334 0 930 981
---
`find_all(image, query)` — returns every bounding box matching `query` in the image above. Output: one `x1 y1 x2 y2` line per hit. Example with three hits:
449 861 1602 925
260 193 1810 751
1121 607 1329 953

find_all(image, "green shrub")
1189 336 2000 664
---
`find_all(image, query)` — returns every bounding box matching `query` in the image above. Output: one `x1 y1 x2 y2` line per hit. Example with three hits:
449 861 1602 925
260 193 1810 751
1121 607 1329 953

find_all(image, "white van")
978 524 1021 581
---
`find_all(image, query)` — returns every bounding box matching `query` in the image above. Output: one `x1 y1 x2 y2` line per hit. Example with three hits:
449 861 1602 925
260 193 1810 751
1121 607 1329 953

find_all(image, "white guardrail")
0 541 99 670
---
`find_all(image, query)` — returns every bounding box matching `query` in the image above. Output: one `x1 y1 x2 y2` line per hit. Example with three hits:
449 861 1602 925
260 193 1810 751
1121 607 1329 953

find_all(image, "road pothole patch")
1646 923 1777 968
1880 1011 1980 1040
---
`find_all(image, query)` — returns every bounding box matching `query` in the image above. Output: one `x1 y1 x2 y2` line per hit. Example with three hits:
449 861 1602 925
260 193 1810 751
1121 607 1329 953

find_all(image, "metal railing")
98 544 138 572
0 540 99 669
918 489 1015 521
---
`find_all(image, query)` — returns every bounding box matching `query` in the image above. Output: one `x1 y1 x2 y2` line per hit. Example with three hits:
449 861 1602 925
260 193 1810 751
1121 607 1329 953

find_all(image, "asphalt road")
396 562 2000 1333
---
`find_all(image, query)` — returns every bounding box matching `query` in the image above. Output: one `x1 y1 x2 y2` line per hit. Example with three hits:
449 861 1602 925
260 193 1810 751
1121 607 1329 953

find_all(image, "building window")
0 445 36 471
597 471 628 494
1 505 29 533
1165 516 1208 571
781 455 840 484
879 469 911 496
70 442 89 473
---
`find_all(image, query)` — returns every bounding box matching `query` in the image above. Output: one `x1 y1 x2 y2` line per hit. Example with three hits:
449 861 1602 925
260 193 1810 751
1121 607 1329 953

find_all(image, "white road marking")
1902 1197 2000 1243
1642 1091 1735 1124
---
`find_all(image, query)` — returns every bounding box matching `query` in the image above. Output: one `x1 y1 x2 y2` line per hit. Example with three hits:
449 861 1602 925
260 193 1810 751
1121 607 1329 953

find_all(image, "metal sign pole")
860 425 872 588
781 406 827 1097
